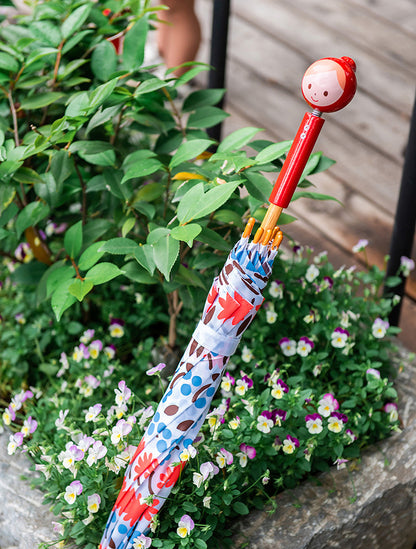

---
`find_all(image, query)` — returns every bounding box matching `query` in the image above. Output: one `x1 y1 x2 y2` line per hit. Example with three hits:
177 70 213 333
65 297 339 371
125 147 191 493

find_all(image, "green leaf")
0 52 19 73
196 226 231 251
182 88 226 112
86 105 121 135
213 208 243 228
176 182 204 223
91 40 118 81
171 223 202 247
178 180 241 224
175 264 205 288
170 139 214 169
243 171 273 203
29 21 62 47
232 501 250 515
99 237 140 255
122 261 157 284
15 201 50 238
151 233 179 280
186 106 229 129
78 241 106 270
194 539 207 549
46 266 74 298
85 262 124 284
254 140 292 164
64 220 83 259
122 217 136 237
69 141 115 167
68 278 94 301
13 167 45 186
301 151 322 179
122 17 148 71
19 92 64 110
88 78 119 111
51 278 77 321
25 47 58 68
133 244 156 275
292 191 343 205
65 91 89 118
121 157 163 183
135 76 168 95
217 127 262 153
61 4 92 39
132 183 164 202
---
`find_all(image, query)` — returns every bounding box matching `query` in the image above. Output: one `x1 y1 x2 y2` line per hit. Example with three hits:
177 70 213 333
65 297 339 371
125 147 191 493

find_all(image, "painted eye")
323 91 328 96
308 84 312 89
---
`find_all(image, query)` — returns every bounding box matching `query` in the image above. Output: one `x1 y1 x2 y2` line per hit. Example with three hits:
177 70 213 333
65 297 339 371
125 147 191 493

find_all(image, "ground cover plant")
0 0 413 548
1 244 410 549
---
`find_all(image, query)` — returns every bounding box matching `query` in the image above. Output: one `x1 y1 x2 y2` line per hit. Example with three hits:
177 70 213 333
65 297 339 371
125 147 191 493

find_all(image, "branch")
73 158 87 226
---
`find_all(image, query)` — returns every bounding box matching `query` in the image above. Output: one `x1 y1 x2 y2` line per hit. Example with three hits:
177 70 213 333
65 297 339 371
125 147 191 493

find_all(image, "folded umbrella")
100 56 357 549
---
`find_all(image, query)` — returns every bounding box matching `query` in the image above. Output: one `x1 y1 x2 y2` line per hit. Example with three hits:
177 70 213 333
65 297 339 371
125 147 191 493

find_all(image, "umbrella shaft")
269 111 324 208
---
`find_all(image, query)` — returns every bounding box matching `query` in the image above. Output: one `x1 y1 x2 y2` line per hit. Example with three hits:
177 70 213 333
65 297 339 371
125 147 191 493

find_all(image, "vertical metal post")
385 89 416 326
207 0 230 143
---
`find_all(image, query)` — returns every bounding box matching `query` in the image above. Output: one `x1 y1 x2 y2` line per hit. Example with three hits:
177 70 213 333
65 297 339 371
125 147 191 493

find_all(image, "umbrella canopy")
100 226 282 549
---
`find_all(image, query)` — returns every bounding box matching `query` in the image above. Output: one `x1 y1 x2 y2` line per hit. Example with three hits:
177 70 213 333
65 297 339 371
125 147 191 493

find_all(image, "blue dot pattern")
100 236 278 549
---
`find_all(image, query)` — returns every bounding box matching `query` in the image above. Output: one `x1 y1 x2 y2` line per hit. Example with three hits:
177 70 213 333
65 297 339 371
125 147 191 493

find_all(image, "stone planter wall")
1 344 415 549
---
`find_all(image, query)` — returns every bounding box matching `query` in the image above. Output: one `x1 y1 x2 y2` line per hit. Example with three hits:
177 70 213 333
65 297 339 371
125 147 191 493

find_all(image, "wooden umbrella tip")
243 217 256 238
272 230 284 250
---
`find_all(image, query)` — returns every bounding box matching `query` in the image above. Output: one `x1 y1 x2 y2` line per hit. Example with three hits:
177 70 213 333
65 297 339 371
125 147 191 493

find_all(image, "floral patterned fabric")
100 236 278 549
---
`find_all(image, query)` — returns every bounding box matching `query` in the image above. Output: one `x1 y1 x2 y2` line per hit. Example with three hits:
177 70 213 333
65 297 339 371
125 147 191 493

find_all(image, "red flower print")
156 462 186 489
218 291 253 325
133 452 159 482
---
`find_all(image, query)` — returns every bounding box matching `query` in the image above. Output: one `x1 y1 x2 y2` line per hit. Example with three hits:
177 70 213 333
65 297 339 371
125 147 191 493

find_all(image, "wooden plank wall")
194 0 416 351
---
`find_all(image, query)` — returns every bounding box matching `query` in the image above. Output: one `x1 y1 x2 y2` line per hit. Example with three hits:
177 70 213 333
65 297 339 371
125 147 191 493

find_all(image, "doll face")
302 68 344 109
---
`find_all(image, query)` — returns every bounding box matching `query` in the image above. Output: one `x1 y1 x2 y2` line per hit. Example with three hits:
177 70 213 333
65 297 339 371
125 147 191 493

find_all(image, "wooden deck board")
194 0 416 350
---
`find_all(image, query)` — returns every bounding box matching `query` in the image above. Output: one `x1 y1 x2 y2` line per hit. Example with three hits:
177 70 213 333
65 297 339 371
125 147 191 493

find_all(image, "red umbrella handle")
252 56 357 241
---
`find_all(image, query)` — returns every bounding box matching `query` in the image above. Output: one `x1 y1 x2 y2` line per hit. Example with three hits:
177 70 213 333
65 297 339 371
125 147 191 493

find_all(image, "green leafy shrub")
0 0 334 363
1 245 406 549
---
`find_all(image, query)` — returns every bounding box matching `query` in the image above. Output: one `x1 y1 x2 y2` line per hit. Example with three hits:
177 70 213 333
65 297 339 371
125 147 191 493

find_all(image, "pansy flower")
241 345 254 363
146 363 166 376
87 440 107 466
229 416 240 430
352 238 368 253
21 416 37 437
2 406 15 426
15 242 33 263
305 264 319 282
203 496 212 508
272 408 287 425
279 337 297 357
15 313 26 325
372 317 389 339
132 534 152 549
297 336 314 357
55 409 69 430
221 371 235 392
111 419 132 445
266 309 277 324
7 432 24 455
282 435 299 454
177 514 195 538
269 279 284 299
236 443 256 467
216 448 233 468
345 429 357 443
330 327 350 348
305 413 323 434
383 402 398 422
87 493 101 514
115 380 131 406
109 318 125 338
317 393 339 417
85 403 102 423
235 374 253 396
328 412 348 433
179 445 197 462
80 329 95 345
64 480 83 505
334 458 349 470
104 344 116 359
400 256 415 277
72 343 90 362
256 412 274 434
58 443 84 470
89 340 103 359
271 379 289 400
